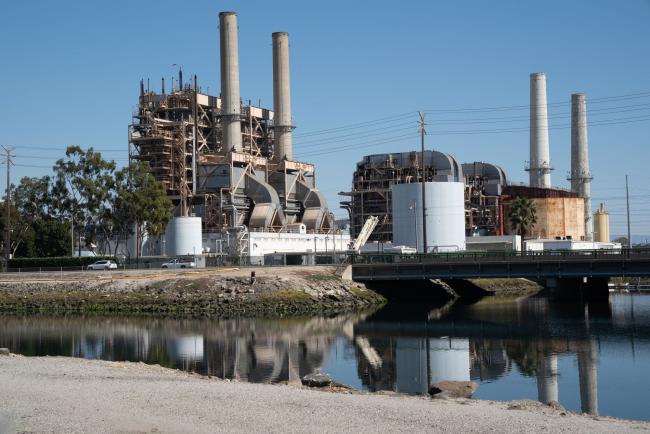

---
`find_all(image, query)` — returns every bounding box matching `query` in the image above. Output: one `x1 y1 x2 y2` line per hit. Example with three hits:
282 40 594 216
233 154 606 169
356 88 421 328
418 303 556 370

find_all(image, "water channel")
1 294 649 421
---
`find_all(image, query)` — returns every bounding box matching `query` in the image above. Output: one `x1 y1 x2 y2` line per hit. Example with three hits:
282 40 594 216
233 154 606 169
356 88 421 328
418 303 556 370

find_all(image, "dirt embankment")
0 266 385 317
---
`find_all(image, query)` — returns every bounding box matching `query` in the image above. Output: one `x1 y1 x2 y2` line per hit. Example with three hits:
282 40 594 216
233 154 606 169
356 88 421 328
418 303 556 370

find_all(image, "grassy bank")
465 278 542 295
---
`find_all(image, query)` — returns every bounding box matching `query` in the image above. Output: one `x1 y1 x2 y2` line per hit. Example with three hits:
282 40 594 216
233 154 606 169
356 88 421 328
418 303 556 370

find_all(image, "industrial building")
339 150 464 242
129 12 343 261
341 72 603 249
500 185 585 240
129 11 605 258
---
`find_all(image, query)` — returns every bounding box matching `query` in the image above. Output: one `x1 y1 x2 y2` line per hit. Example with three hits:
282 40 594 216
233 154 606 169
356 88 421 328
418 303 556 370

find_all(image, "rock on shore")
0 266 385 317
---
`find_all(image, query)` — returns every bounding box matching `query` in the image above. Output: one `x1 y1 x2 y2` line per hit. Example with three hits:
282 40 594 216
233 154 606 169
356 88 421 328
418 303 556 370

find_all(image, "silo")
391 182 465 253
165 216 203 256
593 203 610 243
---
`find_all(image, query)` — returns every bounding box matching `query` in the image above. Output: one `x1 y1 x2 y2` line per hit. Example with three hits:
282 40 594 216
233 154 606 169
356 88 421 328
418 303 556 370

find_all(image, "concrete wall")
249 232 350 257
465 235 521 252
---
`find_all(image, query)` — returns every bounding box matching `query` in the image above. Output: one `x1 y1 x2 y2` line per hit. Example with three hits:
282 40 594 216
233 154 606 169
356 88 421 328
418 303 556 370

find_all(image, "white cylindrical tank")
391 182 466 253
428 338 471 384
593 203 610 243
165 217 203 256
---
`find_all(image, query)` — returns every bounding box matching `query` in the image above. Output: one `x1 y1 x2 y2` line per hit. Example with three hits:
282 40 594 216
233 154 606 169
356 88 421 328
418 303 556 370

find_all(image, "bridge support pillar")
545 277 609 301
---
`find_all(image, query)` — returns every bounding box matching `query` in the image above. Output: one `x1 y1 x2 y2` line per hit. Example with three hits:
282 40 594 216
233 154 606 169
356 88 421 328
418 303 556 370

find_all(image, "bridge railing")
349 248 650 265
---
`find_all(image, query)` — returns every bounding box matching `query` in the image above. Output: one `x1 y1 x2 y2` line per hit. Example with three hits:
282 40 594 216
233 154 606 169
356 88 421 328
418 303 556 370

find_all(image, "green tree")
509 196 537 239
31 219 72 257
53 146 116 254
14 176 55 219
12 176 73 257
113 161 172 257
0 185 32 258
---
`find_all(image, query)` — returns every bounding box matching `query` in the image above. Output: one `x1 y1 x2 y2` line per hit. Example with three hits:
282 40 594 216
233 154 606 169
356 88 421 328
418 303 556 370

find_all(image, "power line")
295 114 650 157
9 145 125 154
293 90 650 138
295 124 416 148
293 100 650 150
294 112 415 138
2 146 15 271
296 133 419 158
13 154 128 162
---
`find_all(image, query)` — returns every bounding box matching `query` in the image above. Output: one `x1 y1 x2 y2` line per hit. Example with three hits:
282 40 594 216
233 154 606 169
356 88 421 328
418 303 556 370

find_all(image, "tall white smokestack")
529 72 552 188
219 11 242 152
570 93 593 240
272 32 293 161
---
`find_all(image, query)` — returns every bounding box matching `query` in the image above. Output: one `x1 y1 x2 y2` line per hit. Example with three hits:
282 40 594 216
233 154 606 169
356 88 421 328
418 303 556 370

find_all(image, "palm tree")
509 196 537 239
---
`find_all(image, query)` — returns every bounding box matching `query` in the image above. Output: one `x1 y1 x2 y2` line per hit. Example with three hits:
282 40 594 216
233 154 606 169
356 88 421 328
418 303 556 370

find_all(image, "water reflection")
0 315 366 384
1 295 650 421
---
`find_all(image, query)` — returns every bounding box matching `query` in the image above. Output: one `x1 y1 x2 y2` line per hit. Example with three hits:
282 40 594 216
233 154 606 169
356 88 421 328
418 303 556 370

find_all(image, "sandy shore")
0 355 647 434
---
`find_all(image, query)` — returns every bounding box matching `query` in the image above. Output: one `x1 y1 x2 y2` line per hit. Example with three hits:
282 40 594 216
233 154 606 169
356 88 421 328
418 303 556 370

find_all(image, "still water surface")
1 294 649 421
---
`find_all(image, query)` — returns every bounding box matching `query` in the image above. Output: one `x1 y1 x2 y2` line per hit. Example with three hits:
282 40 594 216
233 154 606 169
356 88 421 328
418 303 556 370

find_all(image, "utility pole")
626 174 631 249
2 146 15 271
418 112 428 254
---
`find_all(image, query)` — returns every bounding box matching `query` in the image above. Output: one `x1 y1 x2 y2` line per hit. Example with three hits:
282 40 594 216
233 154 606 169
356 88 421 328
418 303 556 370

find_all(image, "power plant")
342 72 606 252
129 12 341 261
127 10 609 257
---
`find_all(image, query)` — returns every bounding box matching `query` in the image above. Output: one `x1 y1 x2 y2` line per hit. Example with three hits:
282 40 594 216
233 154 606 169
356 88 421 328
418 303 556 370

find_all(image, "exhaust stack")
570 93 593 240
528 72 552 188
272 32 293 161
219 11 242 152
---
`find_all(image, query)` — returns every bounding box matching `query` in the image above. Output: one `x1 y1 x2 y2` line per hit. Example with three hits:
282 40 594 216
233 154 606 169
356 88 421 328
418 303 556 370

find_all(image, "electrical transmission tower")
2 146 15 271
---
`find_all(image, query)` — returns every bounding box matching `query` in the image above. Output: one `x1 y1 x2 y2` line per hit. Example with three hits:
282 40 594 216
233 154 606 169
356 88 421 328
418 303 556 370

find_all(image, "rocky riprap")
0 269 385 318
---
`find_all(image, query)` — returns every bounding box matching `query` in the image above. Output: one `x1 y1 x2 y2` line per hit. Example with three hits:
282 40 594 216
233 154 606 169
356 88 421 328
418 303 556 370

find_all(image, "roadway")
351 248 650 281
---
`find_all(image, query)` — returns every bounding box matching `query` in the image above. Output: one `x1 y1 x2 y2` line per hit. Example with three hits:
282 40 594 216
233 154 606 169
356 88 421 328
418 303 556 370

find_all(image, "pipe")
272 32 293 160
219 11 242 152
529 72 551 188
570 93 593 240
162 77 165 94
179 68 183 90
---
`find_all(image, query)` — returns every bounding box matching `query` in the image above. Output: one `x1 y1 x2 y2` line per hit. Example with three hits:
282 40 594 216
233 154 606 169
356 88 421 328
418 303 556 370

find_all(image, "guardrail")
3 254 349 274
350 248 650 265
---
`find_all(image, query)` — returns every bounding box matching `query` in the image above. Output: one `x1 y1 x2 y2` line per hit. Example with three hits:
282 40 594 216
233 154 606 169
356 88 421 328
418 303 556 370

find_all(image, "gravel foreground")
1 356 648 434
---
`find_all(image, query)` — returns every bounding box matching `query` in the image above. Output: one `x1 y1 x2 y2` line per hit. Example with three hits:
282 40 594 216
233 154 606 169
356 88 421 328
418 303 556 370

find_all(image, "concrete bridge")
351 248 650 299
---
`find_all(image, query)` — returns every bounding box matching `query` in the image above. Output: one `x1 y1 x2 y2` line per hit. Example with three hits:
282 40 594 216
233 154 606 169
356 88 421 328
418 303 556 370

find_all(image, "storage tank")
593 203 610 243
391 182 466 253
165 217 203 256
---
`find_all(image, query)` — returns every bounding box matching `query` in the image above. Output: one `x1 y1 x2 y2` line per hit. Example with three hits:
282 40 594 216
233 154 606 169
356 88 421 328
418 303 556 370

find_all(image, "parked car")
161 258 196 269
87 260 118 270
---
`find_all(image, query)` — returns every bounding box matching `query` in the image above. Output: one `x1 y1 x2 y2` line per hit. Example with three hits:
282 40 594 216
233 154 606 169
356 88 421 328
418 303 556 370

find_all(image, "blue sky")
1 0 649 237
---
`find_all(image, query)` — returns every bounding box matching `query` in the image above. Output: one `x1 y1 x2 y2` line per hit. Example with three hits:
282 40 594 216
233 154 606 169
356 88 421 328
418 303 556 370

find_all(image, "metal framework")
129 74 333 238
340 151 464 242
129 78 274 219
